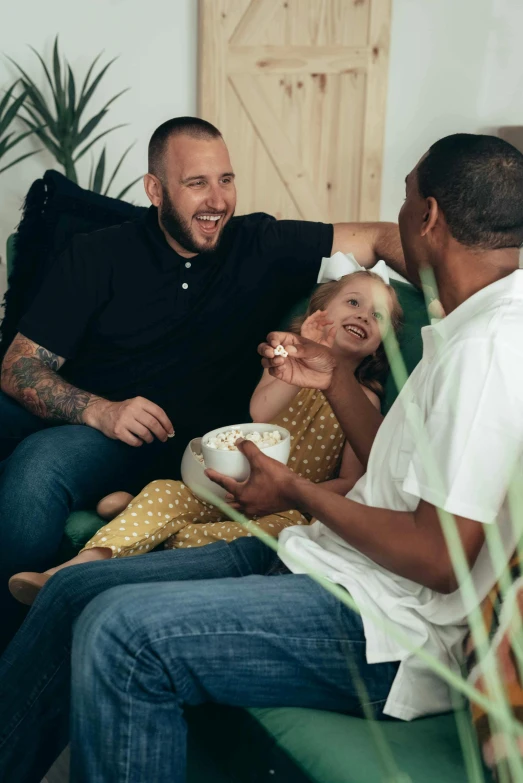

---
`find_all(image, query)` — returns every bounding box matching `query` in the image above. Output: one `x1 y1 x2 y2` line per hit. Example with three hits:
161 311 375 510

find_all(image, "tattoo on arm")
1 334 101 424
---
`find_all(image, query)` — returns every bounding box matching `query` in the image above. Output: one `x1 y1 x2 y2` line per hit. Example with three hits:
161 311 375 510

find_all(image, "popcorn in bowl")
205 428 283 452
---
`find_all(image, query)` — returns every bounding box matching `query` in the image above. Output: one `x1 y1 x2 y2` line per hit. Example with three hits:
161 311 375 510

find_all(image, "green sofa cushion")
55 510 106 561
382 279 430 414
248 707 476 783
186 704 488 783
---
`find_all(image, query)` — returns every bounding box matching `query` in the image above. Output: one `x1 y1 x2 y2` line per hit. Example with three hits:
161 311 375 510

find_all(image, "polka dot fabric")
82 387 344 556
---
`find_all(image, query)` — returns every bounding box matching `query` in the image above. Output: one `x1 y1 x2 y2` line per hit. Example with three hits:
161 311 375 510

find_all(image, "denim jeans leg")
0 391 51 462
70 573 398 783
0 538 276 783
0 417 174 651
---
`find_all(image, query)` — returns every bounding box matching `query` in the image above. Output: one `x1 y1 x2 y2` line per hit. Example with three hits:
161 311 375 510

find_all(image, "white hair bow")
317 252 390 285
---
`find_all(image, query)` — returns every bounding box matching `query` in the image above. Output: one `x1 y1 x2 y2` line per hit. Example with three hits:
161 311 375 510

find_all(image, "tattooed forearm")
1 334 103 424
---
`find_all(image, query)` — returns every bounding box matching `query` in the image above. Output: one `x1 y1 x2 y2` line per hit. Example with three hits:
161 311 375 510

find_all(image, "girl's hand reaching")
300 310 337 347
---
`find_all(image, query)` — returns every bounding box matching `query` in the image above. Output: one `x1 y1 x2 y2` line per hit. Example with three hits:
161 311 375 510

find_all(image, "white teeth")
344 325 366 339
196 215 220 221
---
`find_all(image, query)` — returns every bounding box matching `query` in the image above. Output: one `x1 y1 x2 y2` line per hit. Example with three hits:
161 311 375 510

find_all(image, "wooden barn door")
198 0 391 222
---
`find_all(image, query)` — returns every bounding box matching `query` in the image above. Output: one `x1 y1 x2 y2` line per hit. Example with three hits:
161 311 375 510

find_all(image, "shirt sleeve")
18 234 110 360
256 218 334 291
402 338 523 523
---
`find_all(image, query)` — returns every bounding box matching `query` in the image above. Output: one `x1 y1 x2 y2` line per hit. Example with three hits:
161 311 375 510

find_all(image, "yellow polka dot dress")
83 388 345 556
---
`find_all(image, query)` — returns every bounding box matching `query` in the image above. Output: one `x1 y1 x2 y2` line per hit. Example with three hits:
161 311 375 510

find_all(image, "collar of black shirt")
142 205 234 272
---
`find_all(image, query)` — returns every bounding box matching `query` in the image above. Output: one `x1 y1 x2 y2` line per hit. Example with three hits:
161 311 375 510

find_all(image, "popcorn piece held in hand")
274 344 288 358
206 428 283 452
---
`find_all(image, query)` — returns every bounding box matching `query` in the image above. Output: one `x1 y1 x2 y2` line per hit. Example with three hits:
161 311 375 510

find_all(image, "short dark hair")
417 133 523 249
148 117 222 180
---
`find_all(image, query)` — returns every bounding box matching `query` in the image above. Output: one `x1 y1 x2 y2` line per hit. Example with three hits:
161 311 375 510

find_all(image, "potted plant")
9 37 140 197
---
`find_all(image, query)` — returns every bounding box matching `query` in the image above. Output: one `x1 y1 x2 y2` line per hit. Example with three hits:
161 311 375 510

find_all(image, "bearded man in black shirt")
0 116 406 648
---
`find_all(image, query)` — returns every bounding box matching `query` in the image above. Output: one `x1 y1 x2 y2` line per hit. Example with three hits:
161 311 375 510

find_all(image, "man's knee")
72 586 134 665
2 428 74 491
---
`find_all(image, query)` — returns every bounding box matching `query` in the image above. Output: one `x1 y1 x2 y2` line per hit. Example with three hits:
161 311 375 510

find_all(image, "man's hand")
205 440 301 517
258 331 337 390
83 397 174 447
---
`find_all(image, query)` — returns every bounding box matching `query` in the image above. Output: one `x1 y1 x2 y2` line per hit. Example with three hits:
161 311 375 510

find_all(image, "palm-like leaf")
9 36 129 184
0 81 40 176
0 149 40 176
89 143 142 199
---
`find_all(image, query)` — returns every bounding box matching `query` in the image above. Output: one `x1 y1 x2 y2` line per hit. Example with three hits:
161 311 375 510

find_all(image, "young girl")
9 269 402 604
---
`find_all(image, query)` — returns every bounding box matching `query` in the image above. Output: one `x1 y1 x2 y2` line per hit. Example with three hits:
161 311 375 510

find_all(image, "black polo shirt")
20 207 333 442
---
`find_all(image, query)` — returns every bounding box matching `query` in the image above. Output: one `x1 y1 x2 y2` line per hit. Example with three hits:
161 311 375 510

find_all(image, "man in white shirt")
1 133 523 782
214 132 523 719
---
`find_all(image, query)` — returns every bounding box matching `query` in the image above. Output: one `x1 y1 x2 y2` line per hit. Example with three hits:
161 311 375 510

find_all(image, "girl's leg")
84 479 223 558
9 480 225 606
166 508 310 549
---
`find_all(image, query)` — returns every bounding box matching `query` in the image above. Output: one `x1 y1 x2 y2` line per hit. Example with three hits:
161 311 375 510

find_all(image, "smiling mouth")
343 324 367 339
194 214 223 234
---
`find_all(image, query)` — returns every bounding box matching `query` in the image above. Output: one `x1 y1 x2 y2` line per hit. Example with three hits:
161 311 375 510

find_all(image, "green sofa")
4 234 487 783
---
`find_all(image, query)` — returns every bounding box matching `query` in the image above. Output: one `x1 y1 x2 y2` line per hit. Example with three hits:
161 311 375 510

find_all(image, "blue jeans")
0 392 177 651
0 538 397 783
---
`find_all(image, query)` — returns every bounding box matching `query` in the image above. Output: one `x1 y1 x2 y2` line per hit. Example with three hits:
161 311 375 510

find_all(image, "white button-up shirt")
279 270 523 720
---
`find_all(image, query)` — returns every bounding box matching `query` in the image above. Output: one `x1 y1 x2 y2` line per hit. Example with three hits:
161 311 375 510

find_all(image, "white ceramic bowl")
201 423 291 482
180 437 228 502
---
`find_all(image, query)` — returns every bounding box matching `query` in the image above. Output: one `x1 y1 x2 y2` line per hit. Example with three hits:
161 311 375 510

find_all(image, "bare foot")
97 491 133 520
8 547 112 606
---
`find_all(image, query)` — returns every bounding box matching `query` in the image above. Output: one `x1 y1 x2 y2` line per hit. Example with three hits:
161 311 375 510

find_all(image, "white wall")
0 0 197 258
2 0 523 256
381 0 523 221
381 0 491 220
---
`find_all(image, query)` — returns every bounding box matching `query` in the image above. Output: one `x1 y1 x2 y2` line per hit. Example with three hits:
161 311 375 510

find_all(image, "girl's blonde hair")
291 271 403 398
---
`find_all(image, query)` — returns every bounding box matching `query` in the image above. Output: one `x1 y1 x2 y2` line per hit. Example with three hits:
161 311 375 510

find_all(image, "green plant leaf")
6 57 57 132
115 175 142 200
28 45 62 120
0 134 14 159
73 123 126 162
0 89 28 138
0 82 18 122
67 65 76 117
28 45 54 92
0 148 39 175
76 107 108 145
17 76 58 137
77 50 103 105
0 128 37 156
52 36 65 118
92 147 106 193
21 117 64 163
103 142 134 195
74 56 117 132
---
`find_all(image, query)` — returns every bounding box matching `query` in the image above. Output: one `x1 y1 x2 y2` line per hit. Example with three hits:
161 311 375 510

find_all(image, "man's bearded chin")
159 190 232 255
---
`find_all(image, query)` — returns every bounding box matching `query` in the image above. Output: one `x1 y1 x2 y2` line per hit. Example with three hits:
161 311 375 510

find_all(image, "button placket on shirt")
182 261 191 290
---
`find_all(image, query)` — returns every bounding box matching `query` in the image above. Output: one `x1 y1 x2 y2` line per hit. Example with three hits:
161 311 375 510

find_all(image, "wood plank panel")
199 0 391 223
227 46 368 74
